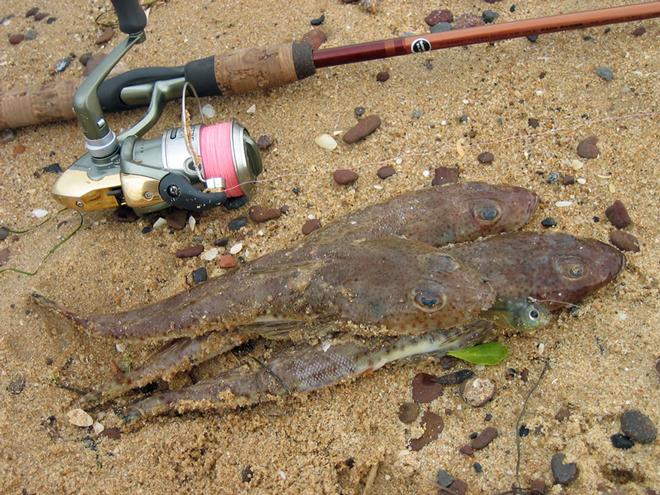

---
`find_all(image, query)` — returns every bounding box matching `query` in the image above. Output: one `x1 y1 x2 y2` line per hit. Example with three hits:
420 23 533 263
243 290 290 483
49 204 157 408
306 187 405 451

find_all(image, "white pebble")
115 343 126 353
618 312 628 321
307 214 316 220
570 159 584 171
257 229 264 236
93 422 105 435
577 178 586 185
277 470 287 480
422 170 430 178
555 200 573 207
440 120 448 126
314 133 337 151
201 248 219 261
31 208 49 219
67 408 93 427
188 215 196 232
462 99 469 104
201 103 215 119
152 217 167 229
229 242 243 255
537 342 545 355
246 104 256 114
535 89 544 95
373 184 383 190
394 157 402 165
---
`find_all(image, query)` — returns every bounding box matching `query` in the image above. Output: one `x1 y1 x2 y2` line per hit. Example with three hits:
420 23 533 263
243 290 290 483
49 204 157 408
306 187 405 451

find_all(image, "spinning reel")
53 0 262 214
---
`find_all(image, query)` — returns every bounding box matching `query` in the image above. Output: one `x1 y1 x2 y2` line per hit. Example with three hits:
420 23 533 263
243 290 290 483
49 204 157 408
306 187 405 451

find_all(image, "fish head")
483 297 551 331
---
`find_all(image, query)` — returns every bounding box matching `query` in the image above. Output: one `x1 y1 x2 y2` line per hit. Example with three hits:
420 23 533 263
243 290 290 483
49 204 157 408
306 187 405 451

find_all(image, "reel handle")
111 0 147 35
159 173 228 212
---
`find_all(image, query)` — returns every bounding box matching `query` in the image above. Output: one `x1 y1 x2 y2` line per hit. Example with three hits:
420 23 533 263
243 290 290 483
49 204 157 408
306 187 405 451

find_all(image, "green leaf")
447 342 509 366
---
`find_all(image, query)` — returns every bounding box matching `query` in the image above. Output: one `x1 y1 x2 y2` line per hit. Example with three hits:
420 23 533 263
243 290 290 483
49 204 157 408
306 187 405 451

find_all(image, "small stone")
527 34 539 42
631 26 646 36
201 103 215 119
176 245 203 258
141 226 152 234
561 174 575 185
0 227 8 241
249 205 281 223
518 424 530 437
7 375 25 395
530 479 547 495
165 209 188 230
79 52 93 66
461 377 496 407
551 453 578 485
95 27 114 45
8 34 24 45
310 13 325 26
343 115 381 144
31 208 48 219
24 29 38 40
470 427 498 450
112 205 138 223
229 242 243 255
448 479 468 495
436 468 454 488
411 109 423 119
555 200 573 208
528 117 540 128
46 17 57 24
228 216 248 231
438 356 458 370
0 247 9 266
377 166 395 179
214 237 229 247
218 254 237 269
201 248 219 261
459 445 474 456
609 230 639 252
425 9 453 26
315 133 337 151
376 70 390 82
596 66 614 81
302 219 321 235
434 369 473 385
26 7 39 17
246 104 256 114
541 217 557 228
354 106 366 118
34 12 48 21
40 163 62 174
477 151 494 164
301 28 327 50
54 58 70 73
102 427 121 440
605 200 632 229
610 433 635 449
546 171 560 184
191 267 208 284
92 422 105 435
473 462 483 473
67 408 93 427
430 22 452 33
621 409 657 444
409 410 443 451
241 465 254 483
482 10 499 23
411 373 443 403
397 402 419 424
333 169 359 185
0 129 16 145
152 217 167 230
577 135 600 159
256 135 273 151
454 14 485 29
13 144 26 155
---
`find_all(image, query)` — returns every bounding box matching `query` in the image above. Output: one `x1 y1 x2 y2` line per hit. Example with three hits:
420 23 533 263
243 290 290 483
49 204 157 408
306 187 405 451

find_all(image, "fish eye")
412 287 447 313
554 256 587 280
472 200 502 223
529 309 539 320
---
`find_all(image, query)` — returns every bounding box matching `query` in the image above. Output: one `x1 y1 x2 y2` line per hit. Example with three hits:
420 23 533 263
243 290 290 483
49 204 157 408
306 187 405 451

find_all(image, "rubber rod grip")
111 0 147 35
0 79 78 130
213 42 316 95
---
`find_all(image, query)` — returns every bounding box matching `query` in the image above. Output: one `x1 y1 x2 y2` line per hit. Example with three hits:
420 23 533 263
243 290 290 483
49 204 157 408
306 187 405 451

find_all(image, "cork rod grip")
213 42 315 96
0 79 79 130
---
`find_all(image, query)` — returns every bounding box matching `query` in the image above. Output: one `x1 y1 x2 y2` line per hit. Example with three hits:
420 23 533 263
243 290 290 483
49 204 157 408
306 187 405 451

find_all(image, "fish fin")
30 292 90 330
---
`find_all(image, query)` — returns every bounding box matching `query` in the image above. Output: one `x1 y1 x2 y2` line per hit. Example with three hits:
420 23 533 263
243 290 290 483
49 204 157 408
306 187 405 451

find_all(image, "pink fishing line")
200 122 243 197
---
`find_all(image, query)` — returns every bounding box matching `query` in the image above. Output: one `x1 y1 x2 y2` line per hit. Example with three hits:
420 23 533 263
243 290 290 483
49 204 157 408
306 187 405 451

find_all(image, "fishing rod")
1 1 657 216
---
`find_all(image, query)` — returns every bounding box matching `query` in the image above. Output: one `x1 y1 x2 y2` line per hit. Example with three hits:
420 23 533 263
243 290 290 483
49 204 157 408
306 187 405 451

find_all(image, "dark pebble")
470 427 498 450
596 66 614 81
482 10 499 23
609 230 639 252
454 14 484 29
541 217 557 228
546 171 560 184
518 424 530 437
141 226 152 234
228 216 248 231
430 22 452 33
46 17 57 24
292 186 301 195
528 117 540 128
7 375 25 395
377 166 396 179
577 135 600 159
310 13 325 26
24 29 38 40
279 205 289 215
34 12 48 21
631 26 646 36
82 436 98 451
409 410 443 451
249 205 281 223
241 465 254 483
256 135 273 151
165 209 188 230
225 195 249 210
54 58 70 73
611 433 635 449
459 445 474 456
605 200 632 229
191 267 207 284
473 462 483 473
398 402 420 424
0 227 8 241
425 9 453 26
411 372 444 403
376 70 390 82
8 34 25 45
79 52 93 66
510 4 516 12
621 409 657 444
25 7 39 17
530 479 546 495
176 245 203 258
0 128 16 145
333 169 359 185
302 219 321 235
436 468 454 488
112 205 138 223
485 413 493 421
448 479 468 495
551 453 578 485
102 427 121 440
561 174 575 185
40 163 62 174
477 151 494 164
354 106 366 118
434 369 473 385
469 431 479 440
438 355 458 370
527 34 539 42
213 237 229 247
301 28 327 50
593 216 600 223
432 166 460 186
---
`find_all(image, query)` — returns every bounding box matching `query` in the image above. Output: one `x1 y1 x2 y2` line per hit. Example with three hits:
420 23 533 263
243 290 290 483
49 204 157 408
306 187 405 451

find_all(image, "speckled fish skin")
447 232 626 310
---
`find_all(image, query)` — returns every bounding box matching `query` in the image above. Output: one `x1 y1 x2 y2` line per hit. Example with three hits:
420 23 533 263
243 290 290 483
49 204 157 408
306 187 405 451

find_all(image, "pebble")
26 7 39 17
376 70 390 82
310 13 325 26
34 12 48 21
551 453 578 485
333 169 359 185
473 462 483 473
470 427 498 450
301 28 327 50
0 129 16 145
411 372 444 403
0 227 8 241
436 468 454 488
201 248 219 261
482 10 499 23
176 245 203 258
191 267 207 284
228 216 248 231
529 479 546 494
315 133 337 151
576 135 600 159
343 115 381 144
454 14 485 29
411 109 423 119
409 410 443 451
46 17 57 24
41 163 63 174
555 200 573 208
13 144 26 155
24 29 38 40
461 377 496 407
249 205 281 223
611 433 634 449
152 217 167 229
229 242 243 255
102 427 121 440
477 151 494 164
112 205 138 223
546 171 560 184
605 200 631 229
620 409 657 444
54 58 71 73
561 174 575 185
31 208 48 218
218 254 237 268
213 237 229 248
165 209 187 230
430 22 452 33
93 422 105 435
141 226 153 234
527 34 539 42
425 9 453 26
518 425 530 437
631 26 646 36
377 166 395 179
201 103 215 119
596 66 614 81
609 230 639 252
397 402 420 424
0 248 9 266
302 219 321 235
459 445 474 456
67 408 93 427
8 34 25 45
448 479 468 495
246 104 256 114
256 135 273 151
528 118 540 128
95 27 114 45
434 369 473 385
354 106 366 118
541 217 557 228
7 375 25 395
